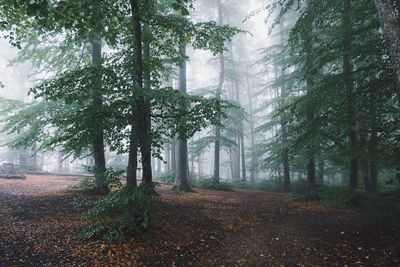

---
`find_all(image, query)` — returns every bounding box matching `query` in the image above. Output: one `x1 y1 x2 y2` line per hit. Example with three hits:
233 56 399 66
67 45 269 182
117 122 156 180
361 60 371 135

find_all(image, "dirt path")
0 175 399 266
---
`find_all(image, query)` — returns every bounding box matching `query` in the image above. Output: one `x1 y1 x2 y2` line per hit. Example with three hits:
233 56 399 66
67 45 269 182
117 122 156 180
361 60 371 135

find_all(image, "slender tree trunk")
171 140 176 173
213 0 224 184
30 142 37 171
318 160 324 185
175 33 192 192
165 143 171 172
278 21 290 191
373 0 400 100
157 158 161 173
342 0 358 193
245 66 256 183
304 0 318 199
57 150 63 173
368 104 379 193
240 134 246 182
361 159 370 191
92 38 109 194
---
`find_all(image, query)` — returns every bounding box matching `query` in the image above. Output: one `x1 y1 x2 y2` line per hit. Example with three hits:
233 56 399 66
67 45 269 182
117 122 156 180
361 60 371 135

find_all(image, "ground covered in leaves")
0 175 399 266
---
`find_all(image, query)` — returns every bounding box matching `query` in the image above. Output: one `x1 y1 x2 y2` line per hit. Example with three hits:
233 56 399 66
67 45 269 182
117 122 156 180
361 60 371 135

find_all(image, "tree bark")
373 0 400 100
342 0 359 193
92 37 109 195
129 0 152 187
368 103 379 193
213 0 224 184
175 33 192 192
304 0 317 199
317 160 324 185
245 65 256 184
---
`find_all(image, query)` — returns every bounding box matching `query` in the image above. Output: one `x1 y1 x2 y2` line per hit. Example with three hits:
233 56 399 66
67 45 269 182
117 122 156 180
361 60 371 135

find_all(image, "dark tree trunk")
368 104 379 193
171 140 176 173
317 160 324 185
304 0 318 199
361 159 370 191
129 0 152 187
213 0 224 184
373 0 400 100
165 143 171 172
342 0 358 193
175 33 192 192
92 38 109 195
126 127 138 190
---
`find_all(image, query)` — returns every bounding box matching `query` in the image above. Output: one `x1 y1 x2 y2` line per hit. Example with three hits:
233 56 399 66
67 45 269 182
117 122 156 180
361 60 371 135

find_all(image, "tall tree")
91 33 109 194
373 0 400 100
304 0 318 199
175 33 192 191
213 0 225 184
342 0 358 193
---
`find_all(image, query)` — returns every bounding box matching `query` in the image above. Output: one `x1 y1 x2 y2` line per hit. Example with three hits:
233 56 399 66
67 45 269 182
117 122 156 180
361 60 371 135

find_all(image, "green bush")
154 171 175 184
191 177 233 191
72 168 123 193
76 182 158 241
255 180 284 192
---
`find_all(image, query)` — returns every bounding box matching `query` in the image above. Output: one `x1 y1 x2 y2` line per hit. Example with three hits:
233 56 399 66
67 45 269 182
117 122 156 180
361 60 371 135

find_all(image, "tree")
174 32 192 191
212 0 225 185
373 0 400 100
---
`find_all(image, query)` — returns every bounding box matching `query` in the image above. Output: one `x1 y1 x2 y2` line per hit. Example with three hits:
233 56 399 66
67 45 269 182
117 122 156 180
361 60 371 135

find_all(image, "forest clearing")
0 174 399 266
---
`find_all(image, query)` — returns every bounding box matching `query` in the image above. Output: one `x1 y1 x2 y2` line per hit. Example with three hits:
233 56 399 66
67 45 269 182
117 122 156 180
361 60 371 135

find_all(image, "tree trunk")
240 134 246 182
171 140 176 173
57 150 63 173
129 0 152 187
317 160 324 185
342 0 358 193
213 0 224 184
245 65 256 184
175 33 192 192
361 159 370 191
92 38 109 195
368 103 379 193
373 0 400 100
165 143 171 172
304 0 318 199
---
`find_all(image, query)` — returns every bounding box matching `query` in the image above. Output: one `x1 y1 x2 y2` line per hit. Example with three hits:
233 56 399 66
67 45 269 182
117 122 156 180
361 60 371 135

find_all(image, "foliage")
76 183 159 241
190 177 233 191
154 171 175 184
71 168 123 193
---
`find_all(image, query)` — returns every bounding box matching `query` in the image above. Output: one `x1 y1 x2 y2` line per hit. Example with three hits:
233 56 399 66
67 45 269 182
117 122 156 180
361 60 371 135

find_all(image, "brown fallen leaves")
0 175 399 266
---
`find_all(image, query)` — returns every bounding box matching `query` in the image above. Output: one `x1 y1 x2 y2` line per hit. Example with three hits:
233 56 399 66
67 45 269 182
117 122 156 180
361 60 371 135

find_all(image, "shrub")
191 177 233 191
72 168 123 193
154 171 175 184
76 182 159 241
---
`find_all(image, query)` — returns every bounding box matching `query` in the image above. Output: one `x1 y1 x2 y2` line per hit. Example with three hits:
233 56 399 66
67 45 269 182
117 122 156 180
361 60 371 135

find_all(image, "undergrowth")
75 182 159 241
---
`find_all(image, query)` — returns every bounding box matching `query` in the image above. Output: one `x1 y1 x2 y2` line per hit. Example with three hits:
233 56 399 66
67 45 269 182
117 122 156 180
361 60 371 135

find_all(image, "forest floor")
0 175 399 266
